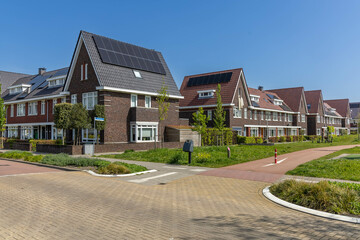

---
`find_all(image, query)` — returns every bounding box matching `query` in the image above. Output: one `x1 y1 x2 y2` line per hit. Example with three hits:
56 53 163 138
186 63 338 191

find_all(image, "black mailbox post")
183 140 194 164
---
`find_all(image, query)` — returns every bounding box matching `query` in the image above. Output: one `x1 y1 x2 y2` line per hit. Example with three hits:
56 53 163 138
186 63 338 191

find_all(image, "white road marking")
163 166 187 170
128 172 178 183
262 158 287 167
190 169 208 172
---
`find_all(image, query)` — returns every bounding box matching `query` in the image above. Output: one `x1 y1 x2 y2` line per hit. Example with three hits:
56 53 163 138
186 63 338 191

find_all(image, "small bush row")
237 135 306 144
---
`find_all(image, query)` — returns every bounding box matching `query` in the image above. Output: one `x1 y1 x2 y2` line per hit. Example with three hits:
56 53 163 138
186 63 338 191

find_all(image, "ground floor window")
82 128 97 142
250 127 259 137
290 129 298 136
269 128 276 137
21 126 32 140
130 123 158 142
8 126 18 138
278 128 284 136
233 127 243 136
317 128 321 136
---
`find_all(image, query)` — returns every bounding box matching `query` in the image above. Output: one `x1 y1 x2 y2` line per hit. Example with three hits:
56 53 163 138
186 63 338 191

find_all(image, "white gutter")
4 94 65 105
6 122 55 127
244 124 301 129
96 86 184 99
248 106 299 114
179 103 235 110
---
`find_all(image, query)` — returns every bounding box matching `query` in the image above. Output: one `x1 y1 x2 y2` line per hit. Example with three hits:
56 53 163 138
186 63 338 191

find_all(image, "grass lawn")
100 135 359 168
287 147 360 181
270 180 360 216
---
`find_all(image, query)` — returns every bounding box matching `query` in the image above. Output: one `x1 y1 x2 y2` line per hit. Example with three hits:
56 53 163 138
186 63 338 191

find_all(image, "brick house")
324 99 351 134
268 87 309 135
179 68 302 137
63 31 184 145
350 102 360 132
2 68 69 140
0 70 30 94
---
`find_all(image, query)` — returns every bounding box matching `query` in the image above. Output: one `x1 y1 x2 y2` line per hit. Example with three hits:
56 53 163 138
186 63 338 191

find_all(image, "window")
317 115 320 123
288 114 293 122
81 63 88 80
21 126 32 140
269 128 276 137
208 110 212 120
254 110 257 120
28 102 38 116
244 108 247 119
61 98 66 103
145 96 151 108
233 108 241 118
8 126 18 138
52 99 57 114
131 94 137 107
265 111 271 121
317 128 321 136
291 129 298 136
273 112 278 121
82 92 98 110
41 101 45 115
298 114 300 122
301 114 305 122
250 95 260 102
10 105 14 117
198 90 215 99
17 103 25 116
130 123 158 142
250 127 259 137
274 100 283 106
48 78 65 87
133 70 142 78
278 128 284 136
284 113 288 122
82 128 98 142
278 113 282 121
260 111 264 120
234 128 243 136
71 94 77 104
249 110 253 120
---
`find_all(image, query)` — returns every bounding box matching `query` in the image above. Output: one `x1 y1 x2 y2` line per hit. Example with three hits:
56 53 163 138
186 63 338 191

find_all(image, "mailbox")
183 140 194 153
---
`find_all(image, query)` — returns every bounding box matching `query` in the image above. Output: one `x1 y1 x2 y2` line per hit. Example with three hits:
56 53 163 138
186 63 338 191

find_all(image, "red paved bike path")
200 144 360 183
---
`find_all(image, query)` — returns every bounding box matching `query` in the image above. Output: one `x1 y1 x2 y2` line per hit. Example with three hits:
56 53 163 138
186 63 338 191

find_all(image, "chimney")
258 86 264 91
38 68 46 75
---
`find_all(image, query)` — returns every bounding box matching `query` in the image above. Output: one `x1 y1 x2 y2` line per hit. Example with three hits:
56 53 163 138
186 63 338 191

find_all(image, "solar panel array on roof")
252 101 260 107
266 93 278 100
280 104 292 111
93 35 166 75
187 72 232 87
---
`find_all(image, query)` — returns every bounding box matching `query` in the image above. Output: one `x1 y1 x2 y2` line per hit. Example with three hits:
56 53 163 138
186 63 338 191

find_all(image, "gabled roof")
65 31 182 98
179 68 243 107
324 99 350 118
350 102 360 119
268 87 307 113
323 102 342 117
248 88 292 112
0 70 30 93
2 67 68 103
304 90 323 114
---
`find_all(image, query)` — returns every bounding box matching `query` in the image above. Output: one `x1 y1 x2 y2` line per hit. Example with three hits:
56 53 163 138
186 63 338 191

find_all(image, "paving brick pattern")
0 172 358 239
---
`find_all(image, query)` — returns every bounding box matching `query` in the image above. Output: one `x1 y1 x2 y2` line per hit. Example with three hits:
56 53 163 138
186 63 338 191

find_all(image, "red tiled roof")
268 87 304 112
305 90 322 114
248 88 292 111
323 102 342 117
179 68 242 107
324 99 350 117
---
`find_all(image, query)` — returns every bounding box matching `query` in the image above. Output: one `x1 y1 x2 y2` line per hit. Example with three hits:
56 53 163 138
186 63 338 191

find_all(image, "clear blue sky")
1 0 359 101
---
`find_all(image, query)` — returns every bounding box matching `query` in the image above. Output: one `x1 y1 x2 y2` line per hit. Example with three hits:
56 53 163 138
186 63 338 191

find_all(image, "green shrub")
244 137 256 144
237 136 246 144
124 149 134 154
195 152 211 163
298 135 304 142
24 155 44 162
202 128 235 146
55 139 63 145
270 180 360 215
286 136 293 142
169 152 183 164
0 151 32 159
280 136 286 142
97 163 131 174
255 137 263 144
41 153 110 167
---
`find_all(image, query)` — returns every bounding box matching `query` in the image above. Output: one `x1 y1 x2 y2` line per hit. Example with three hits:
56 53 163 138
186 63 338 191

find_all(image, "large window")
145 96 151 108
278 128 284 136
250 127 259 137
265 111 271 121
21 126 32 140
17 103 25 116
82 92 98 110
269 128 276 137
233 107 241 118
273 112 278 121
28 102 38 116
288 114 293 122
8 126 18 138
131 94 137 107
82 128 98 142
130 123 158 142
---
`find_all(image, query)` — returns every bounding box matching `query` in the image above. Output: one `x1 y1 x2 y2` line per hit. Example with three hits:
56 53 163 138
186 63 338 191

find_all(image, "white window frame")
82 92 98 110
53 99 57 114
301 114 306 122
244 108 248 119
133 70 142 78
145 96 151 108
130 122 158 142
273 112 278 121
28 102 38 116
82 128 97 142
288 114 293 122
254 110 257 120
71 94 77 104
233 107 241 118
10 105 14 117
17 103 25 116
260 111 264 120
41 101 45 115
131 94 138 107
8 126 18 138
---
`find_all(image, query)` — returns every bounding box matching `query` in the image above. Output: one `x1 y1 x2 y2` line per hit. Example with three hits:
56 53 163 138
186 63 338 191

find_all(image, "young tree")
192 107 208 146
54 103 72 145
70 103 91 145
90 104 106 144
156 82 170 148
213 84 226 145
0 85 6 148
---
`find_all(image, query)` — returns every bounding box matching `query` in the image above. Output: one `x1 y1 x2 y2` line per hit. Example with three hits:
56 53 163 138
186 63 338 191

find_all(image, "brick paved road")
0 159 62 176
0 171 358 239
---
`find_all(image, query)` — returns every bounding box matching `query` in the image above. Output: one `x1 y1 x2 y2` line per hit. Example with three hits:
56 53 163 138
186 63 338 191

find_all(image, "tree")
90 105 106 144
0 85 6 148
156 82 170 148
70 103 91 145
213 84 226 145
192 107 208 146
54 103 72 145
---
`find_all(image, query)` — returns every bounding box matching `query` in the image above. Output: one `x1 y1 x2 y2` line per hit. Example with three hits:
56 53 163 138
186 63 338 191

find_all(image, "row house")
324 99 351 134
2 68 69 140
350 102 360 132
179 68 302 137
63 31 183 144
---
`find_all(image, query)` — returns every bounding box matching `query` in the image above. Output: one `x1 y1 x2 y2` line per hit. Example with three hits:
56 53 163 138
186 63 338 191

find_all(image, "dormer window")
273 99 283 106
47 77 65 88
250 94 260 103
9 84 31 95
198 90 215 99
133 70 142 78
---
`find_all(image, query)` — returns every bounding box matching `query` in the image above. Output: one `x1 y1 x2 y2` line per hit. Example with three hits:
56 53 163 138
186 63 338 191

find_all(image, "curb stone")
84 169 157 177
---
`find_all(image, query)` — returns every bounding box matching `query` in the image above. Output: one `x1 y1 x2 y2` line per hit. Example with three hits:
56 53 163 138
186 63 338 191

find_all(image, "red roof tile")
268 87 304 112
304 90 322 114
248 88 292 111
324 99 350 117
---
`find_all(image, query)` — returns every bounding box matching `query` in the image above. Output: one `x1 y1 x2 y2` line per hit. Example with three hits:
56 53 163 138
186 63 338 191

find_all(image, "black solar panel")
93 35 166 75
252 101 260 107
266 93 278 100
280 105 292 111
187 72 232 87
